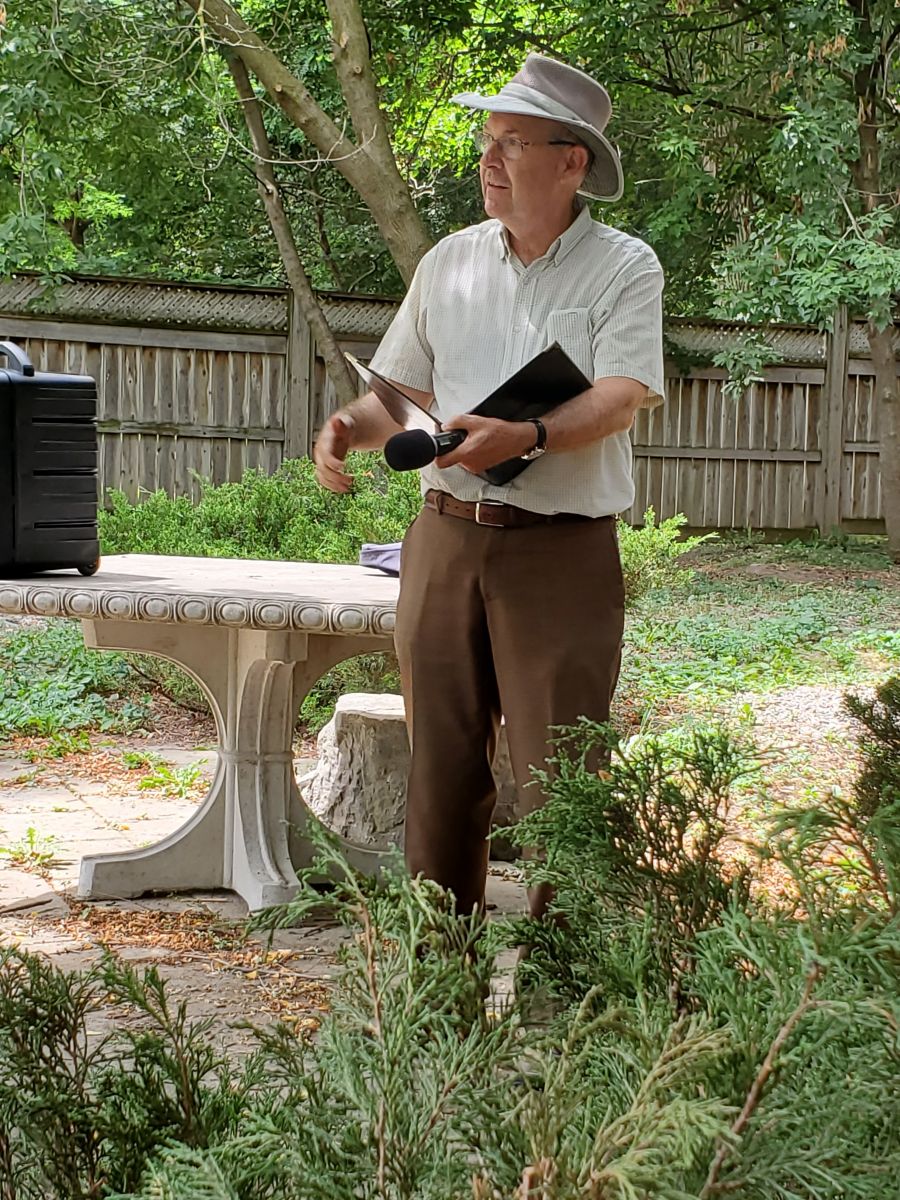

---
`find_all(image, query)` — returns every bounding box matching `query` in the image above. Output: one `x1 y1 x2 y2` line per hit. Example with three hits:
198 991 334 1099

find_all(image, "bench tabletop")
0 554 399 636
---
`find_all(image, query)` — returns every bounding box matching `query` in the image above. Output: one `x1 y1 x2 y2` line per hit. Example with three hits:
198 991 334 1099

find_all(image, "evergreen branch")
359 904 388 1194
699 962 822 1198
839 811 895 915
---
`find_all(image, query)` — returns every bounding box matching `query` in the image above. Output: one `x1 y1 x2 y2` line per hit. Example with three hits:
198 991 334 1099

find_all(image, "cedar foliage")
1 681 899 1198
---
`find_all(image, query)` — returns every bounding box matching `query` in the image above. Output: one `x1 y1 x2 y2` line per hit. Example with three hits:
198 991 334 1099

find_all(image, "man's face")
478 113 580 225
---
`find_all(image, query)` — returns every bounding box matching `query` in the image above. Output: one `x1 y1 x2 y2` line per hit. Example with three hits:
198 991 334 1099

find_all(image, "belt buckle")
475 500 505 527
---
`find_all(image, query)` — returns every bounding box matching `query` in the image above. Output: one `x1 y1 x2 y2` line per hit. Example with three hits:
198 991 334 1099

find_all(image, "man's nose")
480 136 503 167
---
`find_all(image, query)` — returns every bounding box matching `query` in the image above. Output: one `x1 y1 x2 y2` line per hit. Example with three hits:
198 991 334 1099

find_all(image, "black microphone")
384 428 467 471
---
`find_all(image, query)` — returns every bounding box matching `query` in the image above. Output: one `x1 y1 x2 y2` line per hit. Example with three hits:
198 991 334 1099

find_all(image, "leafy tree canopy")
1 0 898 324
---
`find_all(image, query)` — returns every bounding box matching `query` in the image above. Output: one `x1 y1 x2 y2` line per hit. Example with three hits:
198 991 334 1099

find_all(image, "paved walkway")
0 739 524 1048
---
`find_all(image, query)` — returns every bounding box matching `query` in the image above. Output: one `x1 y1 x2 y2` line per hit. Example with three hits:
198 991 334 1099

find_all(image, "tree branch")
226 53 356 408
311 190 345 291
616 73 785 125
325 0 394 170
181 0 432 284
182 0 358 168
830 66 900 122
700 964 821 1198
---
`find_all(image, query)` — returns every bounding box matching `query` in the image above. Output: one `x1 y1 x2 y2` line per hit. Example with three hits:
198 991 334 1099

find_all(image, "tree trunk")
324 0 433 283
226 54 357 411
850 4 900 559
181 0 432 285
868 323 900 561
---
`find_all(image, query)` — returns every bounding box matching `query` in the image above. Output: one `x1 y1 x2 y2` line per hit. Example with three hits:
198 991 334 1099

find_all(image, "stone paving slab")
0 738 527 1048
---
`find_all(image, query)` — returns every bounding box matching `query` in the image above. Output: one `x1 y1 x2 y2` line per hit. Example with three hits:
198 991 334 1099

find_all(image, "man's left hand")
435 414 536 473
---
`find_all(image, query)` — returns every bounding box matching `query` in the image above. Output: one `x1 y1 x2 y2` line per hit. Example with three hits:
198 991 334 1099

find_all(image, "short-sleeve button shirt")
369 205 665 517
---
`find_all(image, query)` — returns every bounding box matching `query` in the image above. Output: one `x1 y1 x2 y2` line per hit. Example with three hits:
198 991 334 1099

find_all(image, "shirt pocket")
544 307 594 381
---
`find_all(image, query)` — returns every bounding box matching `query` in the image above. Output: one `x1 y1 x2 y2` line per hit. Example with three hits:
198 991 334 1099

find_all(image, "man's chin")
483 190 509 218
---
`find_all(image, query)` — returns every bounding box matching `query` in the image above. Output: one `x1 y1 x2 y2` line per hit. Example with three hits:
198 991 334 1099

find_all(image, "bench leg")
77 620 392 911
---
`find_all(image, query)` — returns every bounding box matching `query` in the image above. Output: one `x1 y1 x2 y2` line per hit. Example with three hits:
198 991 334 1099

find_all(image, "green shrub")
4 695 900 1199
0 951 259 1198
616 506 713 604
765 675 900 917
507 710 900 1197
100 489 200 556
510 720 757 1003
101 466 701 607
99 455 422 563
844 675 900 816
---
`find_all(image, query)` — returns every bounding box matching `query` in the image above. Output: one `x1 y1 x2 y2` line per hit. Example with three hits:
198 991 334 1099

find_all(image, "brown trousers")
394 504 625 916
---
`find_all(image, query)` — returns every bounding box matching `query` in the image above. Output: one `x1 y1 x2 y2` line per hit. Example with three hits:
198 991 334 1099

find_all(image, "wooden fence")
1 274 897 531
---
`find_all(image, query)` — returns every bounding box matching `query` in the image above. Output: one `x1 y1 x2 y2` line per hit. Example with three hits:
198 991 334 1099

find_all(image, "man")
315 54 665 919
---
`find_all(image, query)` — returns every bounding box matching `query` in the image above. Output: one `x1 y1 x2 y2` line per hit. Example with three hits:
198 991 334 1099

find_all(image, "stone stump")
300 693 521 857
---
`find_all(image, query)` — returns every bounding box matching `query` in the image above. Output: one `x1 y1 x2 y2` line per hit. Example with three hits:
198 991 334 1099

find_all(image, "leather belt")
424 489 596 529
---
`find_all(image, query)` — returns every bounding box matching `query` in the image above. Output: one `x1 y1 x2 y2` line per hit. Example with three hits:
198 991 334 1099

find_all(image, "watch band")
520 417 548 461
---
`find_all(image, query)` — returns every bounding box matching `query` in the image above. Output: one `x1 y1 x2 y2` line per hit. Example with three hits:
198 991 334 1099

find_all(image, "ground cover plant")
0 620 151 738
618 536 900 728
1 675 899 1199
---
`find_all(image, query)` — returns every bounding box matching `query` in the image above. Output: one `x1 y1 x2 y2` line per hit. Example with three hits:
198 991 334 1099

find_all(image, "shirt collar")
495 203 592 267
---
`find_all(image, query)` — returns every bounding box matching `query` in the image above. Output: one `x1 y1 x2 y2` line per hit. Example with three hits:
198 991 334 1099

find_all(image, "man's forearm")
431 375 652 475
541 377 649 452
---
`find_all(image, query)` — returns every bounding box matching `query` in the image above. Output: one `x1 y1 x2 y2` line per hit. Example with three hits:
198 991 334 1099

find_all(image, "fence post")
284 291 312 459
821 305 849 534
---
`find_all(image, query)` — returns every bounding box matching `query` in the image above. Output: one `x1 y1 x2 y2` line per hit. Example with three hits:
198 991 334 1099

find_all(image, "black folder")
346 343 591 486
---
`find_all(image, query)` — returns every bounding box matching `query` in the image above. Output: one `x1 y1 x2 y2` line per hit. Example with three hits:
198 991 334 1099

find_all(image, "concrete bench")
0 555 399 910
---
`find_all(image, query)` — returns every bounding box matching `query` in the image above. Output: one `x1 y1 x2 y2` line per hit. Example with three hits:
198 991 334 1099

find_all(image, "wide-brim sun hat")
452 53 624 203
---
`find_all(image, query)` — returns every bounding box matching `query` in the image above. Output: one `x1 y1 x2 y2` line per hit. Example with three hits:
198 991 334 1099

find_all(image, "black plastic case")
0 341 100 577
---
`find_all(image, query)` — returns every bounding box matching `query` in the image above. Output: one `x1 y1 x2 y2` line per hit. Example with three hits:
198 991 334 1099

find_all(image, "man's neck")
505 204 581 266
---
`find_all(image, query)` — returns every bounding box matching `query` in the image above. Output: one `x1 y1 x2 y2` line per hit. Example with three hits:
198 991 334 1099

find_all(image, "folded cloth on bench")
359 542 402 576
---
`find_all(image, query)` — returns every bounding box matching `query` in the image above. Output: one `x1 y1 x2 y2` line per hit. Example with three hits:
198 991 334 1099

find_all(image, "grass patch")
620 557 900 723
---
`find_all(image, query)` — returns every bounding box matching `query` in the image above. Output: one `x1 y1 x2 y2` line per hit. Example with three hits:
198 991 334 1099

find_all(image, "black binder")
346 343 591 485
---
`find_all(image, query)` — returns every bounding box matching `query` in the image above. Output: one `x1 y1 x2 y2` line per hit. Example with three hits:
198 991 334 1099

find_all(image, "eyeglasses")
472 128 579 161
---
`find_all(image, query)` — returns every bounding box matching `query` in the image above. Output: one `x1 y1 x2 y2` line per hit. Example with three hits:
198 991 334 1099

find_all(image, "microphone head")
384 428 436 471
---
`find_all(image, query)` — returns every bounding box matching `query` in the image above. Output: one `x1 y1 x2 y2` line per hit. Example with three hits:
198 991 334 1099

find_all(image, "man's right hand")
314 412 356 493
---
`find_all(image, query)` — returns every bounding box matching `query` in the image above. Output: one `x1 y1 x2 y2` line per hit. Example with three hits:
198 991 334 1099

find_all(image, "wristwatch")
520 418 548 461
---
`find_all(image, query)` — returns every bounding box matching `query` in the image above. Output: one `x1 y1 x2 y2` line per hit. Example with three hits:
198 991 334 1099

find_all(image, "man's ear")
564 143 591 185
